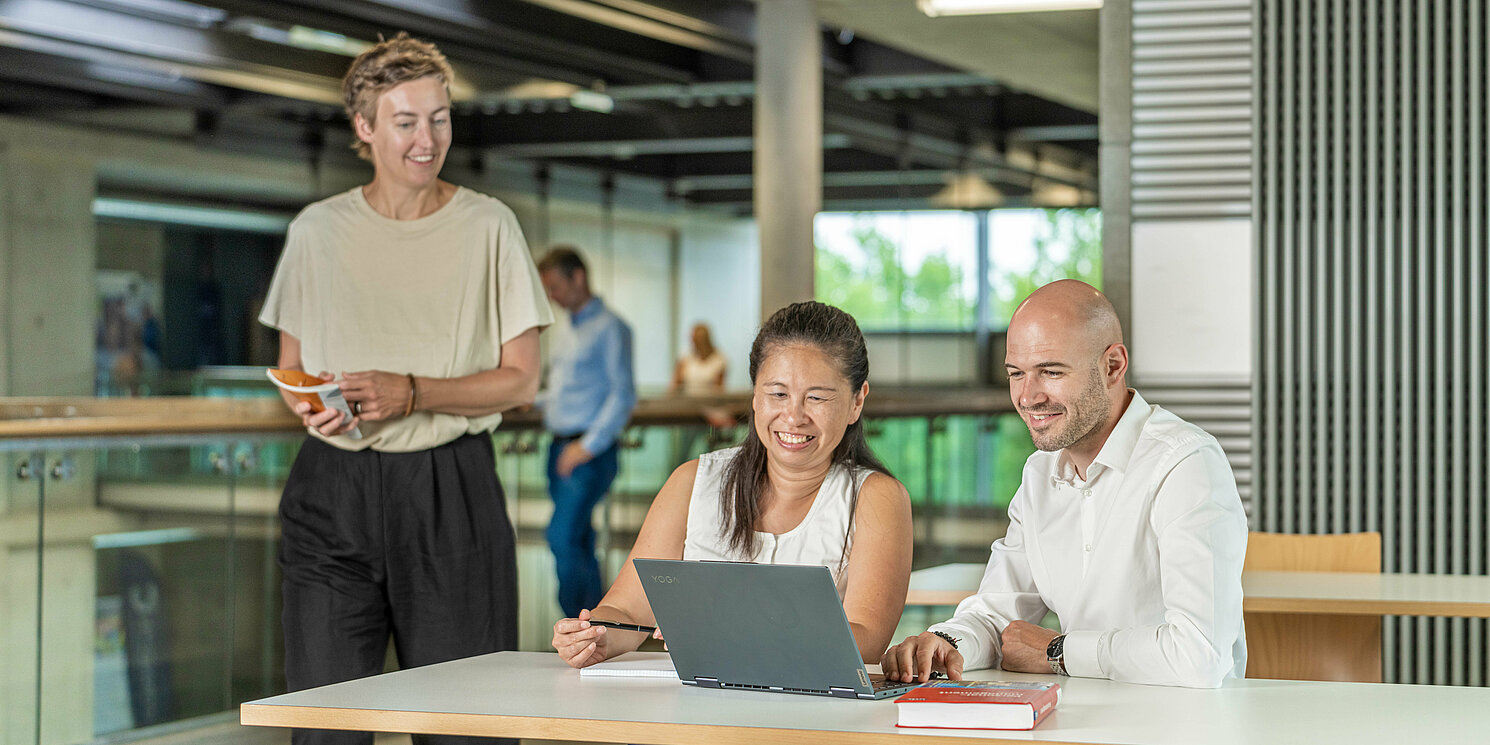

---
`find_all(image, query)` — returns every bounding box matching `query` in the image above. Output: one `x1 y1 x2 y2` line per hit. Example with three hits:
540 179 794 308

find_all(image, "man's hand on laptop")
881 632 964 683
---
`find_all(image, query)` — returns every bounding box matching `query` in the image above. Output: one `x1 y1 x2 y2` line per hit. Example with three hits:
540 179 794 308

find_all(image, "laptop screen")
633 559 875 695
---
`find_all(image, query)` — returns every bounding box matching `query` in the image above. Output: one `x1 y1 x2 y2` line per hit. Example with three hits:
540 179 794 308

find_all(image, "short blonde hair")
341 32 455 160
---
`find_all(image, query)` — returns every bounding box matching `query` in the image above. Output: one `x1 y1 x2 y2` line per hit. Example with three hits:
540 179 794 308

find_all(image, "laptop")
632 558 921 700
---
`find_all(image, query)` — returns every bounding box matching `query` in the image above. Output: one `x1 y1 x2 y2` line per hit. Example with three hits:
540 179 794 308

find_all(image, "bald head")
1010 279 1123 357
1005 280 1130 464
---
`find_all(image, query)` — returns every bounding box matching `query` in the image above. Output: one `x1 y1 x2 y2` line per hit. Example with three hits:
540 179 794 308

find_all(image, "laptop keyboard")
870 671 940 690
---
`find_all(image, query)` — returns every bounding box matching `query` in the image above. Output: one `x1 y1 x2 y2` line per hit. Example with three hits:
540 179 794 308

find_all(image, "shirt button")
1084 544 1093 552
1082 489 1092 497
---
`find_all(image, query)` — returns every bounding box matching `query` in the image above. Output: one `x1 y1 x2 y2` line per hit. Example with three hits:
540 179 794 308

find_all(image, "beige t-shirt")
259 186 554 452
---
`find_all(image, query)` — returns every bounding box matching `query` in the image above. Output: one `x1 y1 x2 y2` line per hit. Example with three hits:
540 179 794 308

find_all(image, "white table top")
1240 571 1490 616
241 650 1490 745
907 563 1490 617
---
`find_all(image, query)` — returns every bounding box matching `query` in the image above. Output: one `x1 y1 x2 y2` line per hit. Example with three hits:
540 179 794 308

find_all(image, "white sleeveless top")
678 351 727 393
683 447 874 596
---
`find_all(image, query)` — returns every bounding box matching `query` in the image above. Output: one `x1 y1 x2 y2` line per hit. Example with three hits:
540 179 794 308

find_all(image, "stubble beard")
1027 366 1110 452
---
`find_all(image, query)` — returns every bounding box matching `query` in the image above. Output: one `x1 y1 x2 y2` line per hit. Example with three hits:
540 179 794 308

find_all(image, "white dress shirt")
930 389 1248 688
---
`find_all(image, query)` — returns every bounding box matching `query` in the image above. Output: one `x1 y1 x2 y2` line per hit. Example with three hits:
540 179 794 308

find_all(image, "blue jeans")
545 438 620 618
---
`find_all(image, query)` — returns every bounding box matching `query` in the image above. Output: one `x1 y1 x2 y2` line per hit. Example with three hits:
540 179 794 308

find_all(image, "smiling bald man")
882 280 1248 689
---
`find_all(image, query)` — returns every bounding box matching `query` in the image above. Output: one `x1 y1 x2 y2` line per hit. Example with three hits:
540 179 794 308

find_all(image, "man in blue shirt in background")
536 246 637 617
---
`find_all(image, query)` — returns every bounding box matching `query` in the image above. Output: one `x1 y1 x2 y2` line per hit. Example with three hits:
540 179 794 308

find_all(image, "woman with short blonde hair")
261 32 550 745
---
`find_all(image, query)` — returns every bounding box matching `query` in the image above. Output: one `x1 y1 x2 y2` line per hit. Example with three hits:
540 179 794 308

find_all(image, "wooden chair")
1243 531 1382 682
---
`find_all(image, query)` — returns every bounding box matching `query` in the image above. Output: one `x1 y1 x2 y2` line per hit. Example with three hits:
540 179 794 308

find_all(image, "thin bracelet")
404 373 418 417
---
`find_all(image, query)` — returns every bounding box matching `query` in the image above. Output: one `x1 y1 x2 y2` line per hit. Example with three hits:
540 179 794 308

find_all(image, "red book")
894 680 1062 731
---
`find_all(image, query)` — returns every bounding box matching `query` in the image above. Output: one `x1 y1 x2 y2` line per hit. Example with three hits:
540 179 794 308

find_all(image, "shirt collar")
1089 388 1149 475
1055 388 1149 482
571 296 604 322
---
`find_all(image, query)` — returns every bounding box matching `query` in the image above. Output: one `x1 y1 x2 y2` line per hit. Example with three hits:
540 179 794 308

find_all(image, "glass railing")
1 389 1024 745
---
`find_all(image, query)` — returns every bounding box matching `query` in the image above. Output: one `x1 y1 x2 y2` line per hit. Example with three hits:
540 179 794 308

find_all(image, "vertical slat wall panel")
1130 0 1255 514
1256 0 1489 686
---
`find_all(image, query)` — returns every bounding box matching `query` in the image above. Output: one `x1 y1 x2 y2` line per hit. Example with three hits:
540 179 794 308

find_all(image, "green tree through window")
814 208 1102 514
814 212 978 330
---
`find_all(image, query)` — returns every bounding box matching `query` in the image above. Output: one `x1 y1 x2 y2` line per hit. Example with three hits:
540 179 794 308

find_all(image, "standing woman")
259 33 552 745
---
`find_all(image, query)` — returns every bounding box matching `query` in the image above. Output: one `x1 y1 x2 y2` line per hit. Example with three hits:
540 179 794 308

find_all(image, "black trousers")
280 434 517 745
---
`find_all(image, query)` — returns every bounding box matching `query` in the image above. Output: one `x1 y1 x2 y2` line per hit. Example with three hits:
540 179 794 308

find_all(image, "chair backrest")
1244 531 1381 572
1243 531 1382 682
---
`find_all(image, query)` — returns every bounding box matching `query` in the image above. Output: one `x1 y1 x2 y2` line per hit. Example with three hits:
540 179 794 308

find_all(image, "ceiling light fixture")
569 89 616 113
930 171 1005 209
917 0 1102 16
1031 179 1085 207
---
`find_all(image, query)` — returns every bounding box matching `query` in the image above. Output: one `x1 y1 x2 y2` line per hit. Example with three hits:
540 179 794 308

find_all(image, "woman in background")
671 322 727 394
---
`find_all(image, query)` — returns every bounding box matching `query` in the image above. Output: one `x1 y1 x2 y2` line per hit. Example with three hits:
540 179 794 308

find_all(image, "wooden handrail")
0 389 1016 439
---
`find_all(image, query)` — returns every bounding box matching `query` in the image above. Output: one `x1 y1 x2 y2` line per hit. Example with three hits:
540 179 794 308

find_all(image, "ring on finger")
352 401 362 416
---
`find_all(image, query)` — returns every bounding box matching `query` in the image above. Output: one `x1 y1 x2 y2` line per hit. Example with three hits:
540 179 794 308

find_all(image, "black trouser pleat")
281 434 517 745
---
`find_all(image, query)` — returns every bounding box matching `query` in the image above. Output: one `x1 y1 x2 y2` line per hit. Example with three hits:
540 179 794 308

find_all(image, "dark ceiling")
0 0 1099 212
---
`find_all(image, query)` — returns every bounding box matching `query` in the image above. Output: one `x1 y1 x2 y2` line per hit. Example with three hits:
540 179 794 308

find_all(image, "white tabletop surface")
241 650 1490 745
1241 570 1490 616
908 563 1490 617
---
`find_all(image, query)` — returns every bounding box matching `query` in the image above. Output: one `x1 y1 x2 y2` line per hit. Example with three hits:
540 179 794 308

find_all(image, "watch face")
1046 635 1065 660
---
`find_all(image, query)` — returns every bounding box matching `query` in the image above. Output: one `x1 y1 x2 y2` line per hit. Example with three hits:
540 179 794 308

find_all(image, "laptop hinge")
694 677 721 688
828 686 859 699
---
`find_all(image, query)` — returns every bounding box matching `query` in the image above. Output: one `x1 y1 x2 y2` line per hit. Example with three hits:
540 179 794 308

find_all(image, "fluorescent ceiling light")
93 198 292 234
286 26 373 57
918 0 1102 16
226 18 372 57
569 89 615 113
75 0 226 28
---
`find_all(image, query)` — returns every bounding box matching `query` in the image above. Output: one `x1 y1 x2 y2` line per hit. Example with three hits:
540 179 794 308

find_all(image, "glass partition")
4 406 1017 745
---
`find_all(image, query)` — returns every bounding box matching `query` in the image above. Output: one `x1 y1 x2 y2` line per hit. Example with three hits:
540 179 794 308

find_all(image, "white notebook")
577 651 678 679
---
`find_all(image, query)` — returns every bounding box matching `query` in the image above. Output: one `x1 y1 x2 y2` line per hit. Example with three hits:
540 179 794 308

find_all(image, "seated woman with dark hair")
552 301 914 665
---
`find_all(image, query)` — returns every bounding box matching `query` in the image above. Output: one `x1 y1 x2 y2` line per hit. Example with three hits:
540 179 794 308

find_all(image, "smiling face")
355 76 451 189
1005 316 1116 454
752 343 867 471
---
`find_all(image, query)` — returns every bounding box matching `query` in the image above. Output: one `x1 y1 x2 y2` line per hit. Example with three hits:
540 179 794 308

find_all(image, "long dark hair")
718 301 893 559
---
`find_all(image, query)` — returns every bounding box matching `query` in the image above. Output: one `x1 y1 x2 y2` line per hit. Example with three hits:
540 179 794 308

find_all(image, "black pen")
587 619 657 633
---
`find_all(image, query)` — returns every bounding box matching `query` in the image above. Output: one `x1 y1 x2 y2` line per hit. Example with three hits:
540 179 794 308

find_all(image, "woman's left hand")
340 370 415 421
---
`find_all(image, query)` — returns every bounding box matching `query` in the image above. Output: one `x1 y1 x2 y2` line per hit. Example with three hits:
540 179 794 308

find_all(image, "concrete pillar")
0 147 97 395
754 0 821 319
1098 0 1133 339
0 140 98 745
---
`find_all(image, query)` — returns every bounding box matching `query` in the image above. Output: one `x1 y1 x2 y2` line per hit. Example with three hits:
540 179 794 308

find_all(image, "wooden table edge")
240 703 1086 745
903 590 975 606
909 593 1490 618
1241 597 1490 617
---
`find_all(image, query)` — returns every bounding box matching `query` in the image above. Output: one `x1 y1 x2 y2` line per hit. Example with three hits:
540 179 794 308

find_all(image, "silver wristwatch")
1046 634 1067 676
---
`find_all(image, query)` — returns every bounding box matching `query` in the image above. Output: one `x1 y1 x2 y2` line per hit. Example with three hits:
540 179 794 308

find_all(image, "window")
814 211 979 330
814 208 1102 331
988 208 1102 326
